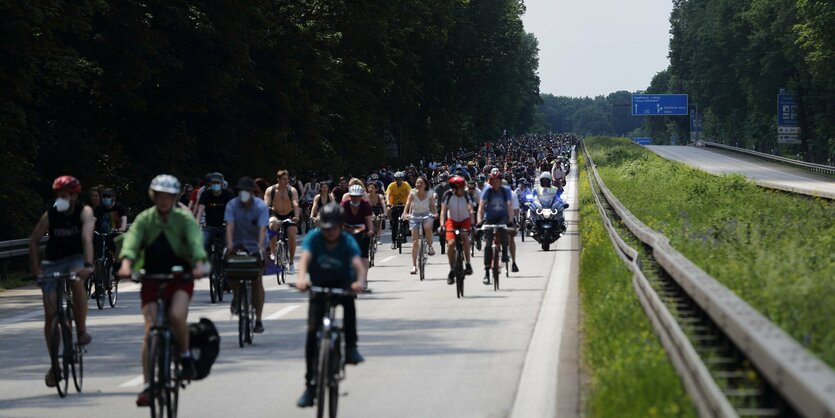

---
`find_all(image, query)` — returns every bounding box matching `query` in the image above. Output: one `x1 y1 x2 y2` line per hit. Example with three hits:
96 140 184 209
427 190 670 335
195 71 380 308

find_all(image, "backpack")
189 318 220 380
483 186 510 204
442 189 473 207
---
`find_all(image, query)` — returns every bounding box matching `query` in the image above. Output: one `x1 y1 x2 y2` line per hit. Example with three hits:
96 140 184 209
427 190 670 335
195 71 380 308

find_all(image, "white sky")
522 0 673 97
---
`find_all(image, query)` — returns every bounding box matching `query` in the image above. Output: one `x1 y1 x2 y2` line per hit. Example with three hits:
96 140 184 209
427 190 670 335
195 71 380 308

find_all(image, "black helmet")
318 202 344 229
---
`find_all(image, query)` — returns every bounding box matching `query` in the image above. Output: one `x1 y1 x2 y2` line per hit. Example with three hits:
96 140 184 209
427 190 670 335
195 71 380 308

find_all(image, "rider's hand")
296 279 309 292
351 281 365 293
117 264 132 280
78 267 93 279
192 261 208 278
292 216 300 223
366 230 374 238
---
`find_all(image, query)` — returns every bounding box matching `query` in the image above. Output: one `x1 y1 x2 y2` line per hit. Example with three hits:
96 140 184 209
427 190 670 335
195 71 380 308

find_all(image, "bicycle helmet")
448 176 466 188
539 172 553 181
489 172 502 181
149 174 181 195
439 172 450 181
318 202 344 229
370 173 379 180
348 184 364 196
394 171 406 179
208 172 224 182
52 176 81 194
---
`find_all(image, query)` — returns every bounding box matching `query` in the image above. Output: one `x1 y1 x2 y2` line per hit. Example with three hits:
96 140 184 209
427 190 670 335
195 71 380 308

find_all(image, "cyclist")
385 171 411 249
29 176 95 388
264 170 301 274
225 177 269 333
476 172 513 285
439 176 474 284
403 176 437 274
504 179 520 273
366 182 385 242
309 182 335 225
533 172 565 210
433 172 451 244
95 187 128 233
295 203 367 408
88 186 102 210
341 184 374 271
551 156 567 189
195 172 233 255
117 174 207 406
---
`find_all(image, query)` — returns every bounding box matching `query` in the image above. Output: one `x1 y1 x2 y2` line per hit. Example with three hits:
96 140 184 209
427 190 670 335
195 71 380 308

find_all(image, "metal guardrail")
0 237 47 280
701 141 835 177
582 140 835 417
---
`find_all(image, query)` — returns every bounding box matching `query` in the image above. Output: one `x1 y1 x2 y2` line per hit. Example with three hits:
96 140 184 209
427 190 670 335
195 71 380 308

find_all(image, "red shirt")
341 200 372 225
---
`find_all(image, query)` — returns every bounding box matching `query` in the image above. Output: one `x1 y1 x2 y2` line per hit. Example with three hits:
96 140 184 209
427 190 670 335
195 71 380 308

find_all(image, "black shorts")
275 212 297 233
351 232 370 259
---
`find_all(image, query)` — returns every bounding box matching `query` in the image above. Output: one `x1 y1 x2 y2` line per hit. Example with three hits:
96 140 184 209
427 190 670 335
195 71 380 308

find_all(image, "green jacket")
118 206 207 270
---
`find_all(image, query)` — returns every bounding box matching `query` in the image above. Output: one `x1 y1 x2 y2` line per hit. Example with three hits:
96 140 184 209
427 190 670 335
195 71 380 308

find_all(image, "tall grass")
578 153 695 418
585 136 835 367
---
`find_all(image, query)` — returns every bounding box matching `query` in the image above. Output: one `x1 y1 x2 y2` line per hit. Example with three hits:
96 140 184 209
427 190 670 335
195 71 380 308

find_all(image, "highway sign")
778 134 801 144
632 94 689 116
633 137 652 146
690 112 703 132
777 94 799 126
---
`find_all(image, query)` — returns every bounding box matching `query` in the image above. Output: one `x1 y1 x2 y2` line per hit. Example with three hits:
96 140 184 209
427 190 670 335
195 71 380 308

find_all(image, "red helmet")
489 172 502 181
448 176 466 188
52 176 81 194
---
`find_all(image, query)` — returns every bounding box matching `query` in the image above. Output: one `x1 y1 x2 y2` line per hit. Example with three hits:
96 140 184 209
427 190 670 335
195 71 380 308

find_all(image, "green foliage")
586 136 835 367
657 0 835 162
0 0 541 239
538 91 644 136
578 153 695 418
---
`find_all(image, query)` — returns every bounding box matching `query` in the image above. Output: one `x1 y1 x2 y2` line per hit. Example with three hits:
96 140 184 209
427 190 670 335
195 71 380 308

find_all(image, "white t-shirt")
445 193 471 222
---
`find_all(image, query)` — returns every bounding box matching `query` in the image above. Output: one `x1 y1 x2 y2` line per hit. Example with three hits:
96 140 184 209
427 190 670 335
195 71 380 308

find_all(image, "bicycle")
205 226 226 303
407 214 433 281
309 286 352 418
225 250 262 348
36 271 84 398
131 269 195 418
273 218 295 285
91 231 121 309
480 224 511 291
446 228 467 298
368 215 382 267
389 205 407 253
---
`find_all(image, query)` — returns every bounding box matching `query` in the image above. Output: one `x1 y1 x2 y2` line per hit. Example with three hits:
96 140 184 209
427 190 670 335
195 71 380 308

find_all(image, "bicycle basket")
224 254 261 279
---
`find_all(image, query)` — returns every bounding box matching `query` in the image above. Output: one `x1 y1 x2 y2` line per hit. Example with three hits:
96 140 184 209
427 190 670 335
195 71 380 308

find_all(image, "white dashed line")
265 305 299 320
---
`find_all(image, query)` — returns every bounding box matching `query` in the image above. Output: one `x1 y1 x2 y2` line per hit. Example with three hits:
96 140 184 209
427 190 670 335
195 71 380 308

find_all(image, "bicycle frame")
309 286 348 418
38 272 83 397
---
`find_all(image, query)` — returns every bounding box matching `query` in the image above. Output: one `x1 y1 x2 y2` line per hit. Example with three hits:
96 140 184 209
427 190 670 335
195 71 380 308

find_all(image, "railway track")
580 141 835 418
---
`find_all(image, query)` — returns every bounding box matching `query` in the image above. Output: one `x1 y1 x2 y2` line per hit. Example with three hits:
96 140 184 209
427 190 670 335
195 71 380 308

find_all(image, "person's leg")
462 232 471 264
70 277 88 337
423 219 434 254
141 302 158 384
168 291 190 356
305 297 326 387
500 229 509 261
341 296 358 347
510 231 517 262
288 223 298 265
41 290 57 356
253 277 265 321
446 237 456 268
483 228 495 268
410 226 419 269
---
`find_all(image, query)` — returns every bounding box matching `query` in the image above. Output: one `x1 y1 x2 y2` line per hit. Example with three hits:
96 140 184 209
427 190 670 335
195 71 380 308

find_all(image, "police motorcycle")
525 173 568 251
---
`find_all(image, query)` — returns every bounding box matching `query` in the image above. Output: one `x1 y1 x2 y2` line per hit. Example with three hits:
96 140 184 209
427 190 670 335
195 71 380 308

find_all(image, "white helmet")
490 167 500 175
348 184 364 196
539 172 553 181
149 174 181 195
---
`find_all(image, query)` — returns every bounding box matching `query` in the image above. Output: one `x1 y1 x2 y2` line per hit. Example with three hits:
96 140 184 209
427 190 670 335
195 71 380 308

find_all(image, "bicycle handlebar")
34 272 80 283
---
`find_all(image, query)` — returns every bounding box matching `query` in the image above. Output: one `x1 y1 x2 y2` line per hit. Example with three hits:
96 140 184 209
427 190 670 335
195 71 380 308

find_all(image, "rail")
700 141 835 177
0 237 48 281
582 140 835 417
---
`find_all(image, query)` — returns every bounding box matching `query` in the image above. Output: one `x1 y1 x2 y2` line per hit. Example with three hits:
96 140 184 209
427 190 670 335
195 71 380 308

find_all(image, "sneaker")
501 254 510 263
391 242 397 250
180 356 195 381
297 386 315 408
447 271 455 285
45 368 58 388
465 263 473 275
410 266 417 275
428 246 435 256
289 264 295 274
345 346 365 365
254 321 264 334
483 274 491 285
77 332 92 346
512 263 519 273
136 387 151 407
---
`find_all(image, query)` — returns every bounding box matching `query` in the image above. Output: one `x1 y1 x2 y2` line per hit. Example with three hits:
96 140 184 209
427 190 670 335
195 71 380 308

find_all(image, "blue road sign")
690 112 703 132
633 138 652 146
632 94 689 116
777 94 799 126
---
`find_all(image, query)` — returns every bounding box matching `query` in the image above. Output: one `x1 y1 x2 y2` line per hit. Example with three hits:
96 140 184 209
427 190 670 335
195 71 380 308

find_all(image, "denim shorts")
40 255 84 296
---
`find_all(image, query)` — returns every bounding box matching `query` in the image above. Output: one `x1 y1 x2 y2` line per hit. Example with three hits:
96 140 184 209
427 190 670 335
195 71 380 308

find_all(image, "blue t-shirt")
301 229 360 288
480 186 514 222
224 197 270 252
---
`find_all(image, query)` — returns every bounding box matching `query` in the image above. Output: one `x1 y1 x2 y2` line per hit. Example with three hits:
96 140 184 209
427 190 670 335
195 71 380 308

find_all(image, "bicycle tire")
95 279 105 310
505 261 509 278
161 335 174 418
170 360 181 418
84 276 93 300
108 277 118 307
72 339 83 392
456 241 465 298
397 226 402 254
245 283 254 344
50 316 69 397
328 337 340 418
316 334 330 418
238 290 246 348
418 239 425 281
209 272 218 303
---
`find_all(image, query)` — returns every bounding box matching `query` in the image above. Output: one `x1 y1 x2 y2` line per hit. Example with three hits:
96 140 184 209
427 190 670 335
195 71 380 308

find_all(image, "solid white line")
265 305 299 320
118 374 145 388
378 255 397 264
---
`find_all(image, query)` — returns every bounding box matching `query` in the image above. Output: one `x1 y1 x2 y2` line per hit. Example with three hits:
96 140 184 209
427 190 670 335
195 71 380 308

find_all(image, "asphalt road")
0 162 579 418
647 145 835 199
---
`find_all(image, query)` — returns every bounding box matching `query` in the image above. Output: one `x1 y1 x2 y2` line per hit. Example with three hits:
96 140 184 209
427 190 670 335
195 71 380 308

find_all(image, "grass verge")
578 152 695 418
585 136 835 367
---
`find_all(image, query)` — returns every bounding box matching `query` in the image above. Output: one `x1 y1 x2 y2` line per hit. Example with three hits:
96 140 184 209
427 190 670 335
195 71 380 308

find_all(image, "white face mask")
239 191 252 203
54 198 71 212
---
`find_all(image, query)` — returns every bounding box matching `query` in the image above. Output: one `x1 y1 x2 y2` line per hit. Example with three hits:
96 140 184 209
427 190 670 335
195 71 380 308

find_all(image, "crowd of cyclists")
28 132 577 410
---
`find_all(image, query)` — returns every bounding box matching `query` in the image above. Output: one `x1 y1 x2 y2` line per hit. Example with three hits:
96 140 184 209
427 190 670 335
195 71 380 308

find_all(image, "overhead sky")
522 0 674 98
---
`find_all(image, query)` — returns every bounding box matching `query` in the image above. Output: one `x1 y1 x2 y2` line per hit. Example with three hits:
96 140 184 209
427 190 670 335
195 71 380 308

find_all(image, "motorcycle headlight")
536 208 543 215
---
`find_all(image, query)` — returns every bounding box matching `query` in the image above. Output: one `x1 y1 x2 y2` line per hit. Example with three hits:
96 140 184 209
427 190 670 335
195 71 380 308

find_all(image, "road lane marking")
266 305 299 320
378 255 396 264
118 374 144 388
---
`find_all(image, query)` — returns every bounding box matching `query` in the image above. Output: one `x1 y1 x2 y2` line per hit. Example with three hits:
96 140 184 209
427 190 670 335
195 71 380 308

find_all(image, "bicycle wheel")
238 289 246 348
148 334 162 418
160 336 174 418
95 278 105 310
328 337 340 418
84 276 93 300
50 316 69 397
368 239 376 267
397 226 402 254
505 260 510 278
455 242 465 299
108 275 119 308
167 352 180 418
418 239 425 281
209 271 218 303
494 266 500 291
316 334 330 418
245 284 254 344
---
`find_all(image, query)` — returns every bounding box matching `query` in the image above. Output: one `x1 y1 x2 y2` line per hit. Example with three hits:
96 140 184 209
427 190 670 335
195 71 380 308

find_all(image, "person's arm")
429 194 437 218
385 184 394 206
118 211 148 277
29 212 48 276
195 204 205 222
310 196 321 219
477 198 485 224
81 206 95 267
350 256 367 292
364 212 374 237
292 188 300 221
183 212 208 276
402 192 413 219
439 202 447 231
224 202 235 253
295 251 312 291
119 215 128 232
263 185 273 207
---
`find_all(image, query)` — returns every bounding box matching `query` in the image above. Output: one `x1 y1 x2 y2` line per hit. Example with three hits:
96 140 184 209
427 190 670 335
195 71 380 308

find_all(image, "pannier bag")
188 317 220 380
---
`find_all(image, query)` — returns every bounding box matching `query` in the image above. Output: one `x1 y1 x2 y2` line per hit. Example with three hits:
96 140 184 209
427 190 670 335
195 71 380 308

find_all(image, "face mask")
211 184 221 192
102 198 113 206
349 200 361 207
239 191 252 202
54 198 71 212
